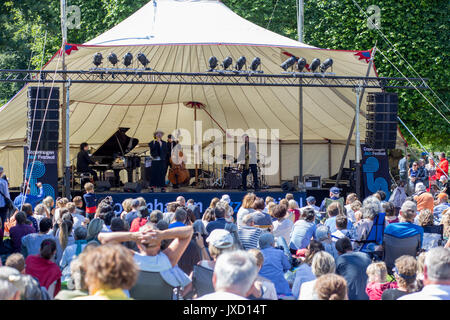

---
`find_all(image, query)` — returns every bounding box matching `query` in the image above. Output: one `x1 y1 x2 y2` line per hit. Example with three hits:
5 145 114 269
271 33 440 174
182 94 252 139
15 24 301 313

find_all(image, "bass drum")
225 171 241 189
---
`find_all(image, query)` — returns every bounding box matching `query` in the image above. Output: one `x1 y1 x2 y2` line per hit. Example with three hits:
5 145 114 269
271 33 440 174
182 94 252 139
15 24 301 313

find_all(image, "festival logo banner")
361 144 391 199
23 147 58 200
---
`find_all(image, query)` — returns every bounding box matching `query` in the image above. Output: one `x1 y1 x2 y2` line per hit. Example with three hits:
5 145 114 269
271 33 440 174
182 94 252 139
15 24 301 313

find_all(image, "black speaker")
365 92 398 149
281 181 296 192
123 182 142 193
96 180 111 192
27 87 60 151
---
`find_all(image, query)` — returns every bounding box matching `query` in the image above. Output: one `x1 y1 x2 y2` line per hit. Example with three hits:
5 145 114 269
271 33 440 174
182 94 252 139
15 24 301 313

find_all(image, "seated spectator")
390 181 407 214
292 240 324 299
288 199 301 223
25 239 62 298
201 207 215 229
324 202 349 234
418 209 442 250
178 229 206 276
5 253 25 273
236 193 256 227
197 250 258 300
86 218 104 244
42 196 55 218
238 214 262 250
169 207 187 229
76 244 138 300
331 215 352 241
299 251 336 300
72 196 85 217
315 225 338 260
187 198 202 221
335 237 371 300
124 199 141 226
258 233 291 297
247 249 277 300
399 247 450 300
365 262 397 300
57 219 74 252
206 205 228 233
120 198 133 220
354 196 381 246
21 217 58 258
22 203 38 233
128 206 149 232
60 227 88 282
382 255 418 300
32 204 49 228
0 265 43 300
313 274 348 300
149 210 163 224
0 278 20 300
384 202 399 225
384 200 424 247
67 202 87 229
251 198 272 228
289 207 316 251
414 183 434 212
344 193 359 223
264 196 275 213
10 211 36 253
434 193 450 219
272 204 294 245
55 254 88 300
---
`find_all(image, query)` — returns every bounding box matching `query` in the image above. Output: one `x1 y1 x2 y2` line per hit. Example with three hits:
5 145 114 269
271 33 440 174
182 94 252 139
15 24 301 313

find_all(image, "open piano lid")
92 127 139 158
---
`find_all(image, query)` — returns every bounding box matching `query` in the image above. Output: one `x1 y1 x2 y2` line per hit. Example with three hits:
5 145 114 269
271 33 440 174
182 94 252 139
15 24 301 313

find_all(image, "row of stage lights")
92 52 333 74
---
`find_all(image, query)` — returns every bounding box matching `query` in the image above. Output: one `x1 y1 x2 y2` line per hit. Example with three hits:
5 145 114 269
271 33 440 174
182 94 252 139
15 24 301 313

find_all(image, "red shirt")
25 254 62 295
130 217 148 232
436 159 449 180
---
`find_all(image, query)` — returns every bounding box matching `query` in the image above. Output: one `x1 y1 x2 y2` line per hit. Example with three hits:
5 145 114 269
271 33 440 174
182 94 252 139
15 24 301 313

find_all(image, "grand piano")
91 128 140 186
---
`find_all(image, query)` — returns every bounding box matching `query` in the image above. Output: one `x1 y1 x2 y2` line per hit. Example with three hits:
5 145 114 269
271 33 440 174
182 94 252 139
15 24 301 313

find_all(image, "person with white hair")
299 251 336 300
414 182 434 212
197 250 258 300
353 196 382 246
384 200 424 247
399 247 450 300
0 279 20 300
238 214 262 250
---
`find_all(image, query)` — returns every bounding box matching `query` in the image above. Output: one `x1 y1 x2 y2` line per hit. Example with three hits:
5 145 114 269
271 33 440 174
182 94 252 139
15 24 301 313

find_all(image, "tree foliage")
0 0 448 149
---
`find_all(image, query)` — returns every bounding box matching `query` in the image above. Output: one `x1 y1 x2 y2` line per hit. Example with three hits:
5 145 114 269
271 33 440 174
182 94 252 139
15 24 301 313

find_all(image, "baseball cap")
206 229 234 249
330 187 341 195
306 196 316 203
221 194 231 204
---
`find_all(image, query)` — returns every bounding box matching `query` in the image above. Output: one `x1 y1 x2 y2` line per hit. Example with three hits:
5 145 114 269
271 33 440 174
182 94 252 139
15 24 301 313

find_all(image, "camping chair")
383 233 421 274
356 212 386 260
129 271 176 300
191 264 215 298
422 224 444 250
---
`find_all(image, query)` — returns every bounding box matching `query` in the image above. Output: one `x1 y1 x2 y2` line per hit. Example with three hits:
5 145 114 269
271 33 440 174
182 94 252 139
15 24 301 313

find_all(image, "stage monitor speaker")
365 92 398 149
96 180 111 192
27 87 60 151
281 181 297 192
123 182 142 193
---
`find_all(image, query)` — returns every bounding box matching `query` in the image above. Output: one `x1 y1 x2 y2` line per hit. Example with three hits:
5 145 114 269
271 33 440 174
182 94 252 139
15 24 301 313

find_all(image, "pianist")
76 143 98 182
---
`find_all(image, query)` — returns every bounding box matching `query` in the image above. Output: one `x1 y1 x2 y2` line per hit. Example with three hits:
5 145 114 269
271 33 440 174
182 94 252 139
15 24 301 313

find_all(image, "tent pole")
60 0 71 199
194 106 198 185
335 46 377 188
355 85 362 198
299 79 304 184
298 0 304 42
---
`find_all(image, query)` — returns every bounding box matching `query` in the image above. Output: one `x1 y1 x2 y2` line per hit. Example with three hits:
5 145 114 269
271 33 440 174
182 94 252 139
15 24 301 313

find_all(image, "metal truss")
0 69 428 89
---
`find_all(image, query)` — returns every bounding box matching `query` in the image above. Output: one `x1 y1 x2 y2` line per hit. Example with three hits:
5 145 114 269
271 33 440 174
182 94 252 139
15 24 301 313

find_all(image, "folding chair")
129 271 176 300
356 212 386 260
383 233 421 274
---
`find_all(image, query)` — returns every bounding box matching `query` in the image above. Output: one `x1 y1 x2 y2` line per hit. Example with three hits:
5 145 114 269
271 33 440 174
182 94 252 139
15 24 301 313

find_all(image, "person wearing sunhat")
319 186 344 213
148 129 168 192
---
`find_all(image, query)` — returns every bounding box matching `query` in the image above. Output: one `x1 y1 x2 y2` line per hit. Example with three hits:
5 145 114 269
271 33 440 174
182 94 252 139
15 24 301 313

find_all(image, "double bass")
168 143 190 186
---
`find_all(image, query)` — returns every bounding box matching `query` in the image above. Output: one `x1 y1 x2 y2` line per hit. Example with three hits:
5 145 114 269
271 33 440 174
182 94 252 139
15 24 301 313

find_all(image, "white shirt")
72 213 87 229
398 284 450 300
272 218 294 244
197 291 248 300
299 279 317 300
292 264 315 299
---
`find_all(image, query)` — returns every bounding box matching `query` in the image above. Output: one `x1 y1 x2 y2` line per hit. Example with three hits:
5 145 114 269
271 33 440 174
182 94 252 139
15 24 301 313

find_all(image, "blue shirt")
125 210 139 226
206 218 227 234
325 216 354 234
0 179 10 208
83 193 97 208
169 221 185 229
259 247 291 296
384 222 424 246
289 220 316 250
13 187 45 209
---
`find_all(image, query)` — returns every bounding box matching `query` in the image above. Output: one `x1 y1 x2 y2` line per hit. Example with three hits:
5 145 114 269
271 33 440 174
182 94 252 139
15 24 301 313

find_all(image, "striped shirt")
238 225 262 250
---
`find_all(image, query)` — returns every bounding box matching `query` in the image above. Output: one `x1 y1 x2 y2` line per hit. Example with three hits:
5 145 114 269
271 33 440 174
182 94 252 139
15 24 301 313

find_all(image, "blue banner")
97 191 307 216
23 147 58 200
361 145 391 199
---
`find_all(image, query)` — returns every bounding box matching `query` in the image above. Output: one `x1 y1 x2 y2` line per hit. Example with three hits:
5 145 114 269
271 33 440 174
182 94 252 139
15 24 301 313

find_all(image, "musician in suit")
76 142 98 181
148 130 168 192
237 134 259 191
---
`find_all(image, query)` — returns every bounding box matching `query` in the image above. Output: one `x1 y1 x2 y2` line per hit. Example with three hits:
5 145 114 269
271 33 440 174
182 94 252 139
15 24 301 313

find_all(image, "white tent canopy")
0 0 397 187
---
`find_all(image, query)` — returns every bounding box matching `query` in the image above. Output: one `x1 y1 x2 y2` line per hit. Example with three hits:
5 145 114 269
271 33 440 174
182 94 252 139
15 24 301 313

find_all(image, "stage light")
320 58 333 73
297 57 307 72
281 56 297 71
310 58 321 72
93 53 103 67
208 56 218 71
235 56 246 70
137 53 150 68
123 52 133 67
108 53 118 66
222 56 233 70
250 57 261 71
